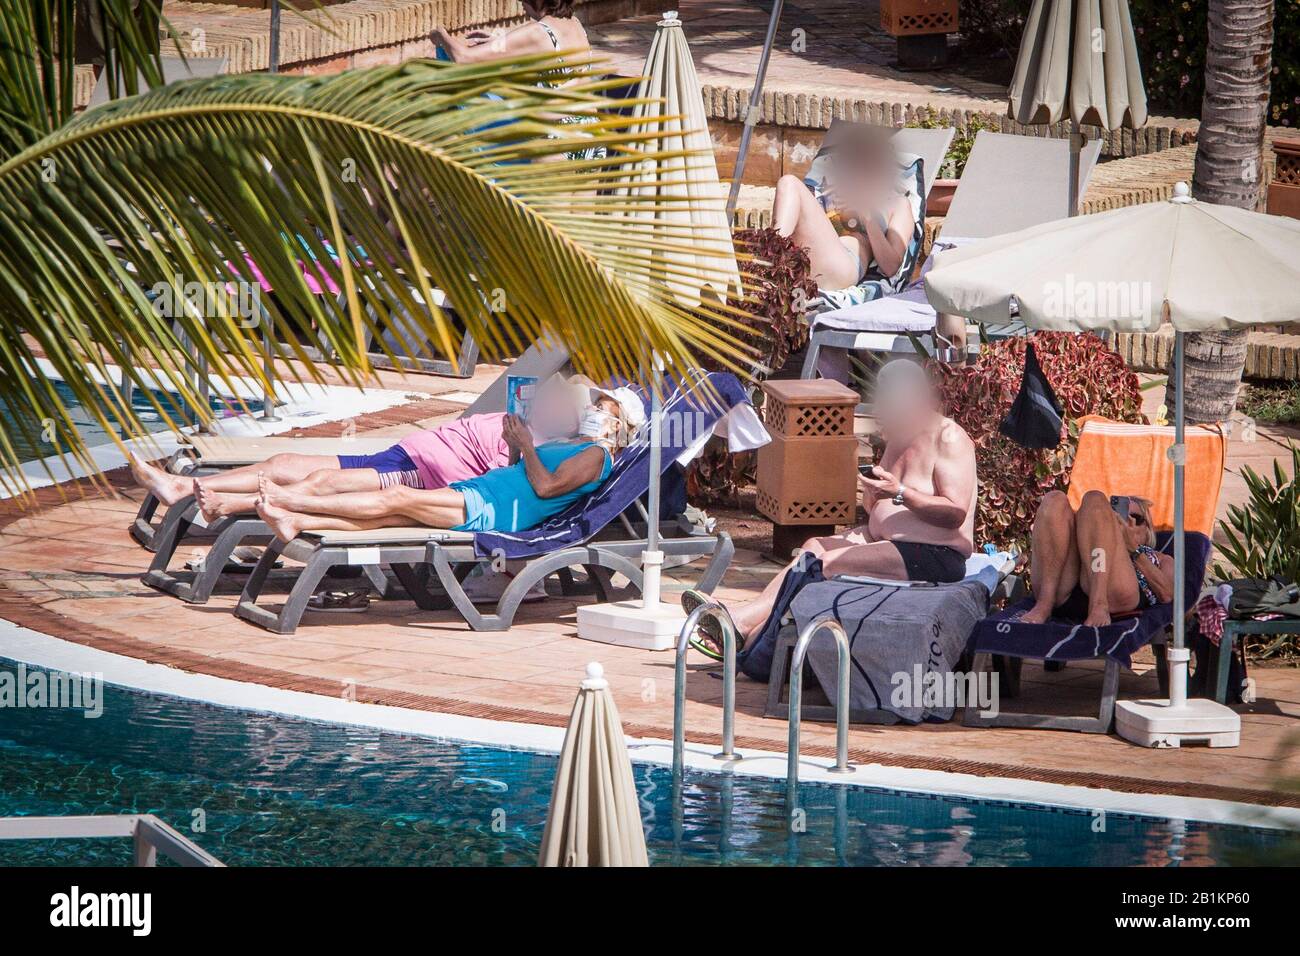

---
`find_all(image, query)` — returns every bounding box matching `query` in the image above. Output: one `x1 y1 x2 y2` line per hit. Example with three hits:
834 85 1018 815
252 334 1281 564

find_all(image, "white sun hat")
591 386 647 430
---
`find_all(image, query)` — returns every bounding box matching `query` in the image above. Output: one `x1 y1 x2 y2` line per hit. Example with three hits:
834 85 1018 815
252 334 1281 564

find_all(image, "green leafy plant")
1214 443 1300 586
1238 380 1300 425
957 0 1300 123
0 1 754 495
686 228 816 505
907 107 1003 178
930 332 1146 551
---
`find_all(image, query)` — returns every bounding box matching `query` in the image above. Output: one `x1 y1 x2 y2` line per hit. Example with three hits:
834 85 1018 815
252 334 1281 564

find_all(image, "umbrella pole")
1068 118 1082 217
643 353 664 606
725 0 786 220
1169 330 1189 707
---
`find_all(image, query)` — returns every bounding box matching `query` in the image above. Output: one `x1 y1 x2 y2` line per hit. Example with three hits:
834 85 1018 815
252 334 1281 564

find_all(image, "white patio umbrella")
1008 0 1148 215
925 183 1300 746
580 11 739 647
539 663 649 867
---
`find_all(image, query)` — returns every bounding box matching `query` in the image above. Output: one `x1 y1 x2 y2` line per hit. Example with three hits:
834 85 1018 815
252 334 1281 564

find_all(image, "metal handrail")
787 617 854 805
0 814 223 867
673 601 741 776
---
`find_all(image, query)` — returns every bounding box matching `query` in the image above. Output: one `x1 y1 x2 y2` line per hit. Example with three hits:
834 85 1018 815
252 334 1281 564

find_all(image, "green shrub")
685 228 816 506
957 1 1300 124
930 332 1146 551
907 107 1003 178
1214 443 1300 587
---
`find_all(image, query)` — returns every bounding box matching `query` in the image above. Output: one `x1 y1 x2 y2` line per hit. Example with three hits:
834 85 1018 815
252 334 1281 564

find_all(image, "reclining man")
686 359 976 657
254 394 638 541
128 376 641 521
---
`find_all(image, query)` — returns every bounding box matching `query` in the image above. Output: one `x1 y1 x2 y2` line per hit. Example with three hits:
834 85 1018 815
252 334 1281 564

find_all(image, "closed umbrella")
580 11 739 648
539 663 649 866
621 11 740 307
1008 0 1148 214
925 183 1300 746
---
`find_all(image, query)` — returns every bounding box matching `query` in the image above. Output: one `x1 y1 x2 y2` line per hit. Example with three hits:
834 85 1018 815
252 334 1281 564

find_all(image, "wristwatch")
892 485 907 506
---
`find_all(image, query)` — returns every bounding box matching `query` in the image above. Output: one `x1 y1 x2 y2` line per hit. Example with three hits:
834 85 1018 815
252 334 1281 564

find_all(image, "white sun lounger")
801 131 1104 380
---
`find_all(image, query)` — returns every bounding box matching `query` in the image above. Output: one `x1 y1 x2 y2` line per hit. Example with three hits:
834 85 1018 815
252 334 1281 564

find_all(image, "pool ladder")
674 603 854 802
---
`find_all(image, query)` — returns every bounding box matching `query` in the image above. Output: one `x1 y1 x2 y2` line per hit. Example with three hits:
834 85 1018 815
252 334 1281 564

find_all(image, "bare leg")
197 466 382 520
771 174 864 290
128 454 197 507
1021 491 1081 624
1074 490 1141 628
193 453 342 495
722 528 871 639
256 499 415 543
258 474 467 533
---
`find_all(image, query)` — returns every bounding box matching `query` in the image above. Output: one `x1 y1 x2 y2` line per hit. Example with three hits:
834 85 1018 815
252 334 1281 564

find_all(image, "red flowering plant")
685 227 817 505
930 332 1146 552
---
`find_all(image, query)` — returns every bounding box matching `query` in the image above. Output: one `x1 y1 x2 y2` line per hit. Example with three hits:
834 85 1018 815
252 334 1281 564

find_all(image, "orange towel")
1066 416 1226 536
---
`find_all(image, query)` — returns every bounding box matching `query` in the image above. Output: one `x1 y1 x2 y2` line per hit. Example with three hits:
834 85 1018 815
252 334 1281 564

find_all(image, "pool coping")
3 621 1296 834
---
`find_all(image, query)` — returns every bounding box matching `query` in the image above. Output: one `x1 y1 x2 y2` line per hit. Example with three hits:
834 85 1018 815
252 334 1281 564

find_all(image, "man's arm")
519 445 607 499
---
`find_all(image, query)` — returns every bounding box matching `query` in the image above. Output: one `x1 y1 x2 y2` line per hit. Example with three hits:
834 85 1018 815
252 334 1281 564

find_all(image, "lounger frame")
962 638 1171 733
234 519 734 634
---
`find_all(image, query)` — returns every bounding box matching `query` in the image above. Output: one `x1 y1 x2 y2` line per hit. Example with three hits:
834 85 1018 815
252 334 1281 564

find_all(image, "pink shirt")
398 413 510 489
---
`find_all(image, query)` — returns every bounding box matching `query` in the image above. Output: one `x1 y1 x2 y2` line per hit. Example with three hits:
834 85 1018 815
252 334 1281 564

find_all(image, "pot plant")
906 109 1001 216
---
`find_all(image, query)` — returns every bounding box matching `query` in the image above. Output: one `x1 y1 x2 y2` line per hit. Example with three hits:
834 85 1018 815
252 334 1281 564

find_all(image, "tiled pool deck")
2 359 1297 810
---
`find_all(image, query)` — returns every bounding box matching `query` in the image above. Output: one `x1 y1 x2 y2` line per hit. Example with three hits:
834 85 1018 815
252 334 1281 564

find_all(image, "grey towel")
790 579 990 723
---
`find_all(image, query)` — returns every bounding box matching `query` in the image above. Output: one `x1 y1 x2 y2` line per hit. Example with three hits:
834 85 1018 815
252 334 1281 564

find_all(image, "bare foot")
1083 605 1112 628
1019 603 1054 625
128 454 191 506
194 484 255 521
255 495 303 543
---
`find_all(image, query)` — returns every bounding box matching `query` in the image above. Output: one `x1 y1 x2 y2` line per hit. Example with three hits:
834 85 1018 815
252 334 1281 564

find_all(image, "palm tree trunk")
1173 0 1274 424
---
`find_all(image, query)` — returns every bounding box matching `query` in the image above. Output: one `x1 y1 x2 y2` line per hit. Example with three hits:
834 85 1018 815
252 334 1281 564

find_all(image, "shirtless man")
686 360 976 656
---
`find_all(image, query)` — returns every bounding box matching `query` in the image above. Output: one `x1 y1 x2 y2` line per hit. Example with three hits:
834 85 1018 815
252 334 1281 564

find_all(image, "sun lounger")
138 436 398 602
800 131 1104 380
963 418 1227 733
801 125 955 313
234 372 756 634
129 436 397 551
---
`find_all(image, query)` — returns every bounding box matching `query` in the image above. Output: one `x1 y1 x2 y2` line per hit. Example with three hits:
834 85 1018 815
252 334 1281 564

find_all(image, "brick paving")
2 365 1297 810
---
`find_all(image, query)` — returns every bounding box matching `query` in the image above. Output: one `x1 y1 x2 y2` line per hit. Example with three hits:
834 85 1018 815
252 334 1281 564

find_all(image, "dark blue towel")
471 371 749 559
968 531 1212 668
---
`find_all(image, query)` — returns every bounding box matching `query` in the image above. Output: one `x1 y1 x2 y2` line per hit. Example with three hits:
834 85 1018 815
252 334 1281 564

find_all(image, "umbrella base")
577 599 686 651
1114 697 1240 749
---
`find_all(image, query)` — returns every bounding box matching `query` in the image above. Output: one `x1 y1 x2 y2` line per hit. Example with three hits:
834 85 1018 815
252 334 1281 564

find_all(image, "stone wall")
702 84 1201 188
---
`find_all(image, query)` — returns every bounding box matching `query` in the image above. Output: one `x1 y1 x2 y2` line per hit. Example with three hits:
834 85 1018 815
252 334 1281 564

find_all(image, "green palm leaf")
0 47 756 494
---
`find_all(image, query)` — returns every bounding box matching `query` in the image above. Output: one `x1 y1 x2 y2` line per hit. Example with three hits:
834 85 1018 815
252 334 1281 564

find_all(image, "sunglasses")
1131 513 1147 527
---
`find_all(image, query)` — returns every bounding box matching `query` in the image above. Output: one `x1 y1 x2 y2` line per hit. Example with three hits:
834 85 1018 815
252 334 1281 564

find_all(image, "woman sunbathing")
128 377 636 522
254 401 633 542
772 126 914 291
1019 490 1175 627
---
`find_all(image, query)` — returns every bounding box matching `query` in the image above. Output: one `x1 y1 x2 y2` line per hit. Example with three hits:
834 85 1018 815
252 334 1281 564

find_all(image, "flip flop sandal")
307 588 371 613
680 589 743 662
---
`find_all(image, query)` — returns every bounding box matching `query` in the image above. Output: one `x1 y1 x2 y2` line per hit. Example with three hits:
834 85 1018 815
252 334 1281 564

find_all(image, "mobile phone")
858 463 877 479
1110 495 1131 521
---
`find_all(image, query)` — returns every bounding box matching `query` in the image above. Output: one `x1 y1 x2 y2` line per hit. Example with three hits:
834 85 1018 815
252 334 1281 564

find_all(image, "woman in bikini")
1020 491 1176 627
771 126 914 291
432 1 605 161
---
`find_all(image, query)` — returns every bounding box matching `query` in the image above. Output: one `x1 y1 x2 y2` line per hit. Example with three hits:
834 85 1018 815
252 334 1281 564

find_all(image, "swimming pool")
0 661 1293 867
1 377 238 465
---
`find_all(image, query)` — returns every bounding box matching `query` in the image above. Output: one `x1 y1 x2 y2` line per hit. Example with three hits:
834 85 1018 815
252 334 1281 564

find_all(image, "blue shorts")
449 481 496 532
337 445 424 489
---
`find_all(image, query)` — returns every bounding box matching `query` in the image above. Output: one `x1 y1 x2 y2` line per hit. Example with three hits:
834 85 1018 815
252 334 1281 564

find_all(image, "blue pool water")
2 378 244 464
0 662 1293 866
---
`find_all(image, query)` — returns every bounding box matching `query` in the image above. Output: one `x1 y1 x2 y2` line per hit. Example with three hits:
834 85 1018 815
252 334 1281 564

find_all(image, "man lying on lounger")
683 359 977 659
249 387 642 542
128 376 640 522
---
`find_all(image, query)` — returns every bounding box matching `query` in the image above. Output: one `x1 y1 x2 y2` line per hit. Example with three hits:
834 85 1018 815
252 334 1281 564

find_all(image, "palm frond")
0 51 757 493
